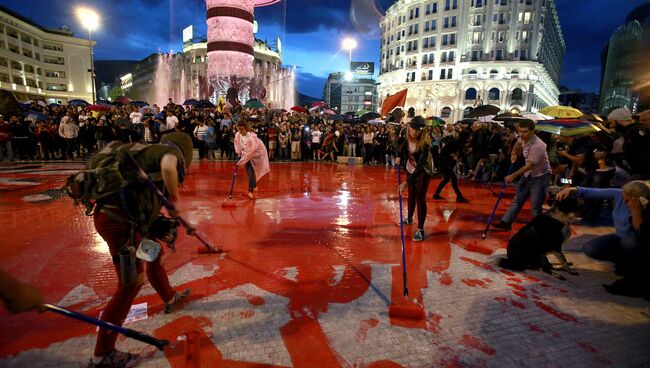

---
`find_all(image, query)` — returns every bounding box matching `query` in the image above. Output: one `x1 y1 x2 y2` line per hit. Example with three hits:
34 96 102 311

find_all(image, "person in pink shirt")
235 120 270 199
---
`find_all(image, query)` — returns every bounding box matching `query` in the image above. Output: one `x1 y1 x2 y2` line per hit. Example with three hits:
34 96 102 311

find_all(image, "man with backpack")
70 133 194 368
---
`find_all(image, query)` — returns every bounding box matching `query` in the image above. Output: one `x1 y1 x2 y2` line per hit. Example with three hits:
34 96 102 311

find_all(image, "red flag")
381 89 408 116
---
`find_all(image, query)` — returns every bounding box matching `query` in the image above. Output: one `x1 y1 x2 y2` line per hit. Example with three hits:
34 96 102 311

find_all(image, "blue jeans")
501 173 549 223
246 162 257 191
583 234 638 263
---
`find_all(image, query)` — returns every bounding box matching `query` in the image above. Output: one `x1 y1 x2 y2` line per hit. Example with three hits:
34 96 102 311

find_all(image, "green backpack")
66 141 151 214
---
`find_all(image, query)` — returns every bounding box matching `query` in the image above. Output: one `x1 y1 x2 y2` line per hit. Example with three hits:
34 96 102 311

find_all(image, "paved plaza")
0 161 649 367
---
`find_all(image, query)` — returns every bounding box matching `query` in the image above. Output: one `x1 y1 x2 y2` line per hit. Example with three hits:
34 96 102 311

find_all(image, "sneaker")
456 197 470 203
491 221 512 231
88 350 141 368
432 194 444 200
164 288 190 314
413 229 424 241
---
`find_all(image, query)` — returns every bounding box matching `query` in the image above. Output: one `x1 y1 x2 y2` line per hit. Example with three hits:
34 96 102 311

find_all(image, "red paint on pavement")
512 291 528 299
462 279 490 288
439 272 452 286
507 283 526 291
356 318 379 342
511 300 527 309
528 324 545 333
425 312 443 334
494 297 507 302
459 257 496 272
460 335 496 356
535 301 578 322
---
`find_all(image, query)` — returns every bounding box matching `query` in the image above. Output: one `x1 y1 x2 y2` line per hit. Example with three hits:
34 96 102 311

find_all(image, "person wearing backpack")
85 133 194 368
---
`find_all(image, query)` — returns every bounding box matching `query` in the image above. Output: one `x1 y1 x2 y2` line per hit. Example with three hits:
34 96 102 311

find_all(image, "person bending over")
234 120 270 199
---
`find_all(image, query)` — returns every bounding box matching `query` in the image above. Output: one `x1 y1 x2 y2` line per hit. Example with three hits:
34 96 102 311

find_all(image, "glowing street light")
76 7 99 104
341 37 357 77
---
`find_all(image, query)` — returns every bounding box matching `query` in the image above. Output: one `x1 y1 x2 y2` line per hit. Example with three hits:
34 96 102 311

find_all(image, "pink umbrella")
291 106 307 112
311 101 326 108
323 109 336 115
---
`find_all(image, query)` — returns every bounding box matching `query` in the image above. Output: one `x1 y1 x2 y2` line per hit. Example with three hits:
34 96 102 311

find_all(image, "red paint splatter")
362 361 405 368
512 291 528 299
528 323 545 333
240 310 255 319
540 283 551 288
356 318 380 342
530 289 539 294
460 257 496 272
426 313 443 334
500 269 515 277
460 335 496 356
494 297 507 302
535 301 578 322
511 301 527 309
482 278 493 283
577 342 598 353
462 279 490 288
237 291 266 306
506 277 522 283
507 283 526 291
439 272 452 286
523 275 541 282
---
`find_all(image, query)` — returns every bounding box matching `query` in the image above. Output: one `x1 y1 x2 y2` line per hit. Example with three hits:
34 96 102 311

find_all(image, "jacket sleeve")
234 132 242 156
576 187 621 201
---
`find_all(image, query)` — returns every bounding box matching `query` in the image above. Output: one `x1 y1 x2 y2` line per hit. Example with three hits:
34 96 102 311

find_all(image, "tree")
108 86 123 101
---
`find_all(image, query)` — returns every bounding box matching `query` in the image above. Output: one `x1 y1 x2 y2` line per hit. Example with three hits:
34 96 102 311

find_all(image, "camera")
560 178 572 184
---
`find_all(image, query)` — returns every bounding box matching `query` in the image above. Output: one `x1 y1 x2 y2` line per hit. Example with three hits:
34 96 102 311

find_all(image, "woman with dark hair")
396 116 434 241
234 120 270 199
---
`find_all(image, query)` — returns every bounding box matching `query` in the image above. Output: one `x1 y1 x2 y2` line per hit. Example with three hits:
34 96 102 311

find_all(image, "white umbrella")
523 112 553 121
367 118 385 125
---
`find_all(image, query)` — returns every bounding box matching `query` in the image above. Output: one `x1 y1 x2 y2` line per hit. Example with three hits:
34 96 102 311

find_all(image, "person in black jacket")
432 139 470 203
396 116 434 241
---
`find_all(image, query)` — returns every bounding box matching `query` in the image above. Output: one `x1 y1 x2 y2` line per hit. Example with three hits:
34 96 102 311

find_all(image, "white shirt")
311 130 322 143
239 133 251 154
165 115 178 131
194 124 209 141
58 119 79 139
130 112 143 125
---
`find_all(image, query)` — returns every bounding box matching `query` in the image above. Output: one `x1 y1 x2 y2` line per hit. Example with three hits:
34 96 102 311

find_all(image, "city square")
1 0 649 367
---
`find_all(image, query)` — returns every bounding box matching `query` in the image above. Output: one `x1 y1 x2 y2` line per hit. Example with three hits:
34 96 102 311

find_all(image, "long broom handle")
227 163 239 200
43 304 169 350
397 164 409 297
125 154 211 248
482 163 515 240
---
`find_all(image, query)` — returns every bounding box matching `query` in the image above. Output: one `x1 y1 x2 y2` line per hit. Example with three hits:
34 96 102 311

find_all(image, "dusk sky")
2 0 647 98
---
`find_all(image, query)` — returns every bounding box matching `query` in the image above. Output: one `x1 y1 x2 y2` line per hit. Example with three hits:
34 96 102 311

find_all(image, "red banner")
381 89 408 117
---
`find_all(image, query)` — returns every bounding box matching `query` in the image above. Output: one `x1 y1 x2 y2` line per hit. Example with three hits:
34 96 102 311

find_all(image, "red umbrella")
311 101 326 108
115 96 131 104
88 104 111 111
291 106 307 112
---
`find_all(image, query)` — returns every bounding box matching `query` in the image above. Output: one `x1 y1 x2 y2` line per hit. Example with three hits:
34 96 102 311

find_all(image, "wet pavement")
0 160 648 367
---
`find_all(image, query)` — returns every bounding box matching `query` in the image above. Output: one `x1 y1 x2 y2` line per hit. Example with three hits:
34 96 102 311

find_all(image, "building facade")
0 6 94 104
377 0 565 122
599 3 650 115
558 88 599 113
323 72 378 113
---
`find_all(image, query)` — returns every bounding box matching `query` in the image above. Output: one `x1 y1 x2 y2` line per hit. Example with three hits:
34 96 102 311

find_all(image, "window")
432 2 438 13
471 50 479 61
447 68 453 79
414 24 419 34
476 0 483 7
522 30 529 42
498 31 505 43
425 21 430 32
0 73 9 83
13 76 23 85
442 34 449 45
468 69 478 78
453 0 458 9
490 69 498 78
520 49 528 60
512 88 523 101
496 50 503 60
445 0 450 10
426 3 431 14
475 14 482 25
465 88 477 100
11 61 21 70
444 17 449 28
46 70 66 78
422 54 428 64
409 9 414 20
24 65 35 73
431 19 437 30
450 33 456 45
472 32 481 44
44 56 65 65
489 88 500 100
451 16 457 27
415 7 419 18
26 78 37 88
428 70 434 80
511 69 519 78
440 69 446 79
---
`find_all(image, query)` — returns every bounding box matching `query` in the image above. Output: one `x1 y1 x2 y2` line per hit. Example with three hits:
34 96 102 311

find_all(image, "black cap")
409 116 425 129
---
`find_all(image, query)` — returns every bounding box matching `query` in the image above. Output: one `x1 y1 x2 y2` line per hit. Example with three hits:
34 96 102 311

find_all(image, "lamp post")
341 37 357 81
76 7 99 104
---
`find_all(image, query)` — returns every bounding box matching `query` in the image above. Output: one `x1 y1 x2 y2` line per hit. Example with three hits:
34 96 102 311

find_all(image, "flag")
381 89 408 116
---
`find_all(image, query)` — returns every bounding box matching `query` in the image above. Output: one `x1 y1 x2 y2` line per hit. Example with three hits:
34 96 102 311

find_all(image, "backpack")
66 141 151 214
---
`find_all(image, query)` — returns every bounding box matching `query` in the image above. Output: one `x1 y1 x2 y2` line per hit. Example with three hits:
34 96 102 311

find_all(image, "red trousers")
93 210 176 356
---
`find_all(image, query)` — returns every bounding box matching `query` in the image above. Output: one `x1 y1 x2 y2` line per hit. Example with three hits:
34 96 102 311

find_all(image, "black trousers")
407 173 432 230
435 167 463 198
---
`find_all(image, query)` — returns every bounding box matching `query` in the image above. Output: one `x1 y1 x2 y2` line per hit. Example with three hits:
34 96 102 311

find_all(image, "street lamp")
341 37 357 73
76 7 99 104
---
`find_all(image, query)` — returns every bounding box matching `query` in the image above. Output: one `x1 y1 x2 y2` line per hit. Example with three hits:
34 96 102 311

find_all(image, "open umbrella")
129 100 148 107
522 112 553 121
539 105 583 119
182 99 199 106
329 114 345 120
367 118 385 125
426 116 446 126
115 96 131 105
88 104 112 112
492 112 531 124
244 99 266 109
535 119 602 136
48 103 61 108
24 111 50 122
355 109 372 117
323 109 336 115
311 101 326 108
196 99 215 108
291 106 306 112
468 104 500 118
97 99 111 106
68 99 89 107
360 112 381 121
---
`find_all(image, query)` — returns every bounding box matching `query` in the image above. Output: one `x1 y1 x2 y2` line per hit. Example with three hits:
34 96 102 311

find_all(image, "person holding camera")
492 120 551 231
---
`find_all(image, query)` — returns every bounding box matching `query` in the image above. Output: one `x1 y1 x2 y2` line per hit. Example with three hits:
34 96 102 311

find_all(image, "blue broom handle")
44 304 169 350
398 164 409 296
482 162 515 239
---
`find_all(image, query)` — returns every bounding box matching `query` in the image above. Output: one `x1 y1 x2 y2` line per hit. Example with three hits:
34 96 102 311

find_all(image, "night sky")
1 0 646 98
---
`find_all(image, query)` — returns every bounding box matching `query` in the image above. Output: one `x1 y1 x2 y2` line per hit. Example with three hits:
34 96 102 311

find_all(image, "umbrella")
580 113 608 131
88 104 112 112
129 100 148 107
468 104 500 118
535 119 602 136
196 99 215 108
426 116 446 126
48 103 61 108
539 105 583 119
244 99 266 109
360 112 381 121
97 99 111 106
182 99 199 106
355 109 372 117
24 111 50 122
522 112 553 121
323 109 336 115
367 118 385 125
311 101 326 108
291 106 306 112
155 112 165 119
115 96 131 105
329 114 345 120
68 99 89 107
492 112 531 124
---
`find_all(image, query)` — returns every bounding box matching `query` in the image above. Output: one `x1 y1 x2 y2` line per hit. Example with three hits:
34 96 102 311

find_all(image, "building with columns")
378 0 565 121
0 5 94 104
